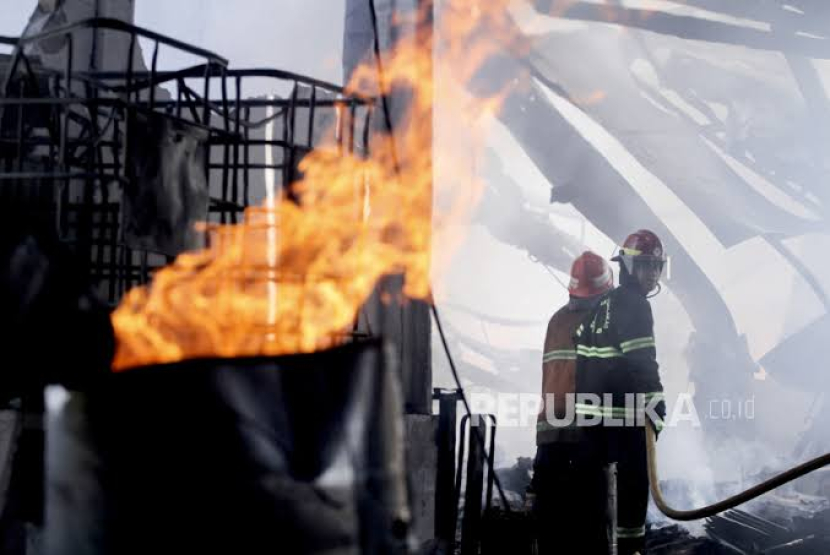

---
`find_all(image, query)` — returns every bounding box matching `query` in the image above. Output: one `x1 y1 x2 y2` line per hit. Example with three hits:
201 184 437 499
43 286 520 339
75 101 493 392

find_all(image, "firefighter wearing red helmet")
613 229 667 298
532 251 614 555
573 230 668 555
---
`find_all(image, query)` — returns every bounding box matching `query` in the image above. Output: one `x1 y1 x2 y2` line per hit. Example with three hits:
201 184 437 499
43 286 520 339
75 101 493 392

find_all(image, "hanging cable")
366 0 512 512
527 252 569 292
367 0 401 177
430 297 511 510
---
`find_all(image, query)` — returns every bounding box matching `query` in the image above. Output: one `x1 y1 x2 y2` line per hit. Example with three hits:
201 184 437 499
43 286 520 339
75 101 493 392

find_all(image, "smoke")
434 1 830 528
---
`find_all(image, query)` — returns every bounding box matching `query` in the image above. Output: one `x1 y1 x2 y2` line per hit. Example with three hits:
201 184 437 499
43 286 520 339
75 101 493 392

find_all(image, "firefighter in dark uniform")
574 230 667 555
532 251 614 554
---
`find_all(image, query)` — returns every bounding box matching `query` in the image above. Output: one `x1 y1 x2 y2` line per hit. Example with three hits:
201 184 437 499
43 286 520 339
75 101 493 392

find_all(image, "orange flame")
111 0 521 370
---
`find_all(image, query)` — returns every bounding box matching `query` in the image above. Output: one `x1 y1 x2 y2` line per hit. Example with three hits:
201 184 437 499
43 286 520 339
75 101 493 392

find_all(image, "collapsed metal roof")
431 0 830 474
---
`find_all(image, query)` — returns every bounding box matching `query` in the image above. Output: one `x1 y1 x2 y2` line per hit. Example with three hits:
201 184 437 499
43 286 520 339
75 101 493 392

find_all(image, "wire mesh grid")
0 18 374 305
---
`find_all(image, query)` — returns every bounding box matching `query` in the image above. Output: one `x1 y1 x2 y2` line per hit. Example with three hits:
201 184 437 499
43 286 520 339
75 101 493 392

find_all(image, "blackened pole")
434 389 460 549
344 0 437 546
344 0 434 415
460 419 485 555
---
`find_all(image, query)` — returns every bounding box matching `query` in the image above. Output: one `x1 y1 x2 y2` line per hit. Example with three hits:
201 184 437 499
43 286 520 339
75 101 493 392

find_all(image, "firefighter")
532 251 614 555
574 229 667 555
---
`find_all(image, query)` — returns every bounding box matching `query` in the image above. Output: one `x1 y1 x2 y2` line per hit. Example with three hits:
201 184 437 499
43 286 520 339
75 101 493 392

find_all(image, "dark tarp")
123 110 209 256
45 340 410 555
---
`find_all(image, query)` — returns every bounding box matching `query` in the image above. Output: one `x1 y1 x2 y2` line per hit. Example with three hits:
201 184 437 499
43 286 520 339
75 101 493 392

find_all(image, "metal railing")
0 18 374 305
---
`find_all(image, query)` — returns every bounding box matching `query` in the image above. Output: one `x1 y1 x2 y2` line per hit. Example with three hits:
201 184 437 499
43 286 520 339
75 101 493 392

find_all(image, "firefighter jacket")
536 298 598 446
573 284 666 433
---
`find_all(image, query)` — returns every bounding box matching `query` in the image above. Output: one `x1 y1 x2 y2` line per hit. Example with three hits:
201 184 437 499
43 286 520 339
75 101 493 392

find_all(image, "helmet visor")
633 256 665 274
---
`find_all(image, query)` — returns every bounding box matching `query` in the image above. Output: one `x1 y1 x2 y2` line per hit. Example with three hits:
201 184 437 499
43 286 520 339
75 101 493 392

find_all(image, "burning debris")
646 523 729 555
3 1 830 553
704 507 830 554
701 483 830 555
2 1 537 553
111 0 525 370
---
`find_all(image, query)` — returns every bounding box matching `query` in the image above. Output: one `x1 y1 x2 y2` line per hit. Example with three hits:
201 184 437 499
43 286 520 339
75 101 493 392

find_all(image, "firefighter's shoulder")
609 286 653 330
546 303 571 327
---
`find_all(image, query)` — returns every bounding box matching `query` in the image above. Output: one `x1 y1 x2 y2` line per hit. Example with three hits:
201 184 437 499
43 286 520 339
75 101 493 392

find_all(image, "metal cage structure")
0 18 374 305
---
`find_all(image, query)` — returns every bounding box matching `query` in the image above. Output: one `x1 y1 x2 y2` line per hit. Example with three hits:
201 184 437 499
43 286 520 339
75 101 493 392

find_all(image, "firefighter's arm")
615 295 666 435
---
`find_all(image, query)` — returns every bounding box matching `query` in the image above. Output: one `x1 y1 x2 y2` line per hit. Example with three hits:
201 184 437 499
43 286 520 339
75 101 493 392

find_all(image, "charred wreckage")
1 1 830 554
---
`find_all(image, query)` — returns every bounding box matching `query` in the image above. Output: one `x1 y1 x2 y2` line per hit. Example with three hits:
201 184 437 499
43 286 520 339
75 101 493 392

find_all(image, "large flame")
112 0 523 370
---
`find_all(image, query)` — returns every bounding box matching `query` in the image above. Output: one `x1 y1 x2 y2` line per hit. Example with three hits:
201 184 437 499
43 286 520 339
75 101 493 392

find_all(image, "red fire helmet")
611 229 666 273
568 251 614 298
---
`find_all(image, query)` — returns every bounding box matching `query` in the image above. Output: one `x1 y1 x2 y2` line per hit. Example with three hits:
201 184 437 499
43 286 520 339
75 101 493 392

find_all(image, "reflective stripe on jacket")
574 283 666 432
537 300 595 445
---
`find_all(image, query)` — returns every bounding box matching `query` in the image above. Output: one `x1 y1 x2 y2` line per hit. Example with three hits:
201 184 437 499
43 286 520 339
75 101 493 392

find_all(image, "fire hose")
645 425 830 521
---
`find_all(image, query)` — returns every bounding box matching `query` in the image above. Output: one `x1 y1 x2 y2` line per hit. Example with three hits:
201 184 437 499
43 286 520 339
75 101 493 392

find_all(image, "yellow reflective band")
543 349 577 362
575 404 640 418
620 337 656 353
617 525 645 538
574 403 604 416
620 339 656 352
622 248 642 256
576 345 623 358
620 336 655 349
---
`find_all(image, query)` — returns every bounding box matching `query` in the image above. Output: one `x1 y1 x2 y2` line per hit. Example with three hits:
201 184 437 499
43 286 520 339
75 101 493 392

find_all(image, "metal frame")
0 18 374 305
433 387 461 550
456 413 497 555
